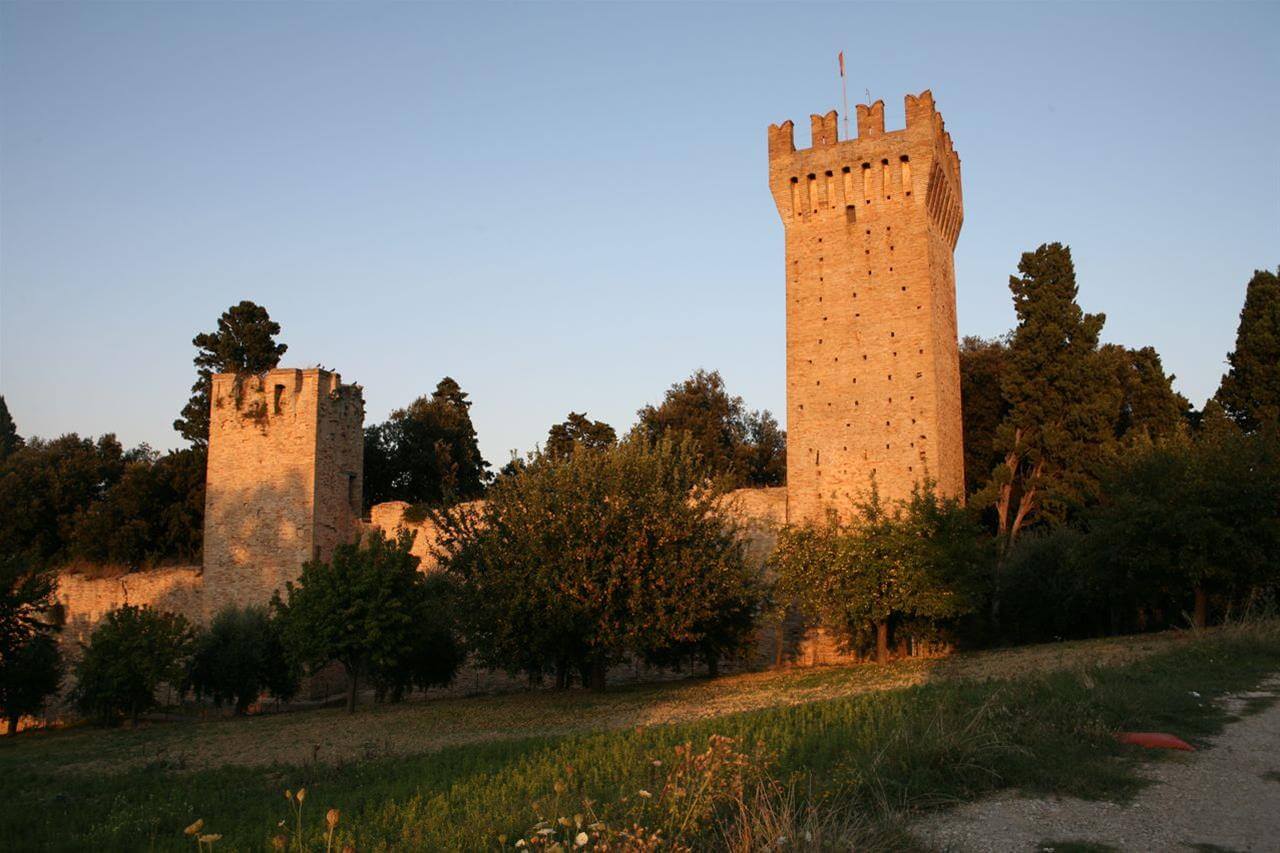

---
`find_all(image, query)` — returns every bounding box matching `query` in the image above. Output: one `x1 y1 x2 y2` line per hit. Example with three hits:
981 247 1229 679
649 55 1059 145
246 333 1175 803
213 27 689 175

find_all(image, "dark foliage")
363 377 491 510
0 556 63 734
73 604 194 725
273 530 462 712
174 300 288 447
187 605 299 714
1215 267 1280 432
0 434 126 565
0 396 21 461
633 369 785 488
69 447 206 567
545 412 616 460
958 336 1009 497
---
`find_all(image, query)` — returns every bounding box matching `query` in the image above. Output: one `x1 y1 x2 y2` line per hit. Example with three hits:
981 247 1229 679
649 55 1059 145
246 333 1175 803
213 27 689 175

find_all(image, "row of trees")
0 424 205 569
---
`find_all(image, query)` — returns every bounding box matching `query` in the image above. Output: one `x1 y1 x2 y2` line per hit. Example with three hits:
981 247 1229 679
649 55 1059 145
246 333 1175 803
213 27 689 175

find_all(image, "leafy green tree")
362 377 491 510
433 437 758 689
983 244 1121 566
73 604 194 725
959 336 1009 496
68 447 206 567
0 396 21 461
0 556 63 734
174 301 288 446
187 605 298 714
772 482 988 663
634 369 785 488
545 412 616 460
273 530 462 712
1215 267 1280 432
0 434 126 565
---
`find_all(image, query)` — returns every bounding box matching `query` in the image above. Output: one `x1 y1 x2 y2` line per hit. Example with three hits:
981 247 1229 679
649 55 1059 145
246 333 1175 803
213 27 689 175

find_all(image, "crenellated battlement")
767 90 962 245
768 90 960 184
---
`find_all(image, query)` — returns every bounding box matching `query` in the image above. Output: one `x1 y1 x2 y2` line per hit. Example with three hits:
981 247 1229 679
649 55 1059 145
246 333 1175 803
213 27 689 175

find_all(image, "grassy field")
2 623 1277 850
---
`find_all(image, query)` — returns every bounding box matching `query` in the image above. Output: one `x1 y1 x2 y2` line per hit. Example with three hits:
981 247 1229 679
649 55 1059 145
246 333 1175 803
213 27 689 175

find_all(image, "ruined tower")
202 368 364 615
769 90 964 523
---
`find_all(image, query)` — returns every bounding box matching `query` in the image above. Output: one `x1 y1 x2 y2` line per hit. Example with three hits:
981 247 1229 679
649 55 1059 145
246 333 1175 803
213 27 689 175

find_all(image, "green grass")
2 622 1277 851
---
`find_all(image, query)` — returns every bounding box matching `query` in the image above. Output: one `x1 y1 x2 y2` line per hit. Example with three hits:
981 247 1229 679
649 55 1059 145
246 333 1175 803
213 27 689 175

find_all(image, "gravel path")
913 676 1280 852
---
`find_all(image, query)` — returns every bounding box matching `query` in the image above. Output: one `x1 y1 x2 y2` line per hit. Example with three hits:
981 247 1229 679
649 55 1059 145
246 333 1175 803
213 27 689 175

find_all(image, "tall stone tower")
202 368 364 616
769 90 964 523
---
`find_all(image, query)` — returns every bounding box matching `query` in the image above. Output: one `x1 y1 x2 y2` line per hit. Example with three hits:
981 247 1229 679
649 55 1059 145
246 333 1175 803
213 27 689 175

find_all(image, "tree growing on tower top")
174 301 288 447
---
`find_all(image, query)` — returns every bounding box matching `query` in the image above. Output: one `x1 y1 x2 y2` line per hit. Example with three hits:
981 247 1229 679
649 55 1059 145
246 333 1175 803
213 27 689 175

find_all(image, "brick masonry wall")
769 90 965 524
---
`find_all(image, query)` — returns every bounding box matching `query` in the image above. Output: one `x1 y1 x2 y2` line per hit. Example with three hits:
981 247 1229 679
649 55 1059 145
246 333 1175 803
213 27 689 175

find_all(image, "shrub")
187 605 298 714
73 604 194 724
273 530 463 713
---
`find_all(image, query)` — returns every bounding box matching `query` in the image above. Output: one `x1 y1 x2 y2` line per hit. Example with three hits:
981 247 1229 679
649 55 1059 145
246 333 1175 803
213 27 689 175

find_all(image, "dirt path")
913 676 1280 852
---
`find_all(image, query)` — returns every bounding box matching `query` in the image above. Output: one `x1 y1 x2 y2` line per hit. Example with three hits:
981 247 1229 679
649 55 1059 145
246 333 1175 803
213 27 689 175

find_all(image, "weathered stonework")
769 90 965 523
201 368 364 617
56 565 204 648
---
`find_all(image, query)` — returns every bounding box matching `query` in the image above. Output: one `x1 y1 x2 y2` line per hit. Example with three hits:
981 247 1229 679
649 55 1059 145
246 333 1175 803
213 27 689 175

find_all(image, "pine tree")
1215 267 1280 432
173 301 288 446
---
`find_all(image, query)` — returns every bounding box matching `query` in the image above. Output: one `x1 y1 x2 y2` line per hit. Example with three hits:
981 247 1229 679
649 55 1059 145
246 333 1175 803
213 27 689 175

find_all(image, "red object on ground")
1116 732 1195 751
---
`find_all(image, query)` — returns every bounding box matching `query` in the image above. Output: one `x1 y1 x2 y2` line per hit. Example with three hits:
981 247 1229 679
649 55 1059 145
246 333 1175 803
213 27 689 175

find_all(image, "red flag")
838 51 845 77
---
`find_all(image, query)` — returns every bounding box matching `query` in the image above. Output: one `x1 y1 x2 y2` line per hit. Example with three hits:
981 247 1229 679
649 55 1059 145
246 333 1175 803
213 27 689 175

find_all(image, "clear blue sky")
2 2 1276 467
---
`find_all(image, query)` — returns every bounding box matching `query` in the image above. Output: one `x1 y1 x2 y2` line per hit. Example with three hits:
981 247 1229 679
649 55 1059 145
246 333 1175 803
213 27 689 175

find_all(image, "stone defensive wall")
52 487 790 641
55 564 205 649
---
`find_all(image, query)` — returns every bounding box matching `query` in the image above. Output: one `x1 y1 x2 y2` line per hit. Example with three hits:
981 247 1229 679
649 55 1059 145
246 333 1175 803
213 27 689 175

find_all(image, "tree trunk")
875 621 890 664
588 662 607 691
706 652 720 679
5 715 16 736
555 659 570 690
1193 587 1208 629
345 664 360 714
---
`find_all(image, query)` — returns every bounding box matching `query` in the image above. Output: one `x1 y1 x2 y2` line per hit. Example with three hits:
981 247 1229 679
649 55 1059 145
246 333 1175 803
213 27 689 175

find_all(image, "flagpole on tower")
838 51 849 139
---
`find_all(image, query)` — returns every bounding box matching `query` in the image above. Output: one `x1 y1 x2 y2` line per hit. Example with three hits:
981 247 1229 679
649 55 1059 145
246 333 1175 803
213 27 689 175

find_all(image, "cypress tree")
1215 267 1280 432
